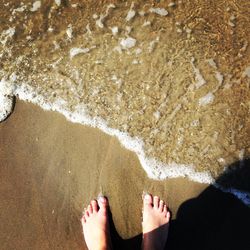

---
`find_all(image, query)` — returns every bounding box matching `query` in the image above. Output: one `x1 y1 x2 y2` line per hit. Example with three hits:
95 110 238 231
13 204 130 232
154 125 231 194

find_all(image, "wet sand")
1 0 249 179
0 100 208 250
1 100 250 250
1 1 250 249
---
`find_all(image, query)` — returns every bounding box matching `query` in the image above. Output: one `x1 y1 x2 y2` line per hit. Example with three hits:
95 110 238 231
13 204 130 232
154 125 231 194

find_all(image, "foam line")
1 79 249 206
214 183 250 206
12 82 214 182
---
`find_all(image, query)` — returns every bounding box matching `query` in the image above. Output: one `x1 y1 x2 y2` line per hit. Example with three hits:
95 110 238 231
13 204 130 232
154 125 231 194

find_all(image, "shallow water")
0 0 250 185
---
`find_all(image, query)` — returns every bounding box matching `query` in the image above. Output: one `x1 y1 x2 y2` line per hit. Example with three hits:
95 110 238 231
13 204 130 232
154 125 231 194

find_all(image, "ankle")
90 245 107 250
89 238 111 250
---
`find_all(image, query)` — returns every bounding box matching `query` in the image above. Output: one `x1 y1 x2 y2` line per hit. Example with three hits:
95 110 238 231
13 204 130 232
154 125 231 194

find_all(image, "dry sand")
0 100 208 250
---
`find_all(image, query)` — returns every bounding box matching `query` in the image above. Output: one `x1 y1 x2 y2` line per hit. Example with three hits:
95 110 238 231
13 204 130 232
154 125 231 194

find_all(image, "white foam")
55 0 61 7
228 15 236 27
149 8 168 16
125 26 132 34
214 183 250 206
110 26 119 36
0 79 15 122
138 155 214 182
111 75 123 86
126 10 136 22
120 37 136 49
0 27 15 46
215 71 223 85
198 92 214 106
139 10 145 16
207 58 217 69
153 110 161 120
96 4 115 29
7 81 210 182
2 79 249 206
142 21 151 27
66 24 73 39
96 18 105 29
207 59 224 88
239 149 245 162
132 59 139 64
126 2 136 22
70 47 90 59
135 48 142 55
12 5 26 14
242 66 250 78
30 1 41 12
86 24 92 35
191 58 206 88
168 2 176 7
148 37 160 53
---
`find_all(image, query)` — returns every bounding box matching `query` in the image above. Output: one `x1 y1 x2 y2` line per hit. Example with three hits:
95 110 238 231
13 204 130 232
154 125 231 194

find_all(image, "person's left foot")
142 193 170 250
81 196 112 250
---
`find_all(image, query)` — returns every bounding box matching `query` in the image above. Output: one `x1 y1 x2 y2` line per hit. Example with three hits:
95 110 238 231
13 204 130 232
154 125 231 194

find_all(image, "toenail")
144 194 151 200
98 196 106 203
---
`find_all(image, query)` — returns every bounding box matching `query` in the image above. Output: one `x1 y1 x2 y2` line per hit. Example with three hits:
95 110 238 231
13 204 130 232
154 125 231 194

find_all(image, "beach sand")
0 100 208 249
1 1 250 249
1 0 249 180
1 101 250 250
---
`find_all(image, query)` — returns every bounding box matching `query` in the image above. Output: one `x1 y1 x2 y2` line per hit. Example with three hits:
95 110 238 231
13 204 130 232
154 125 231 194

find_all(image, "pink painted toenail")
98 196 106 203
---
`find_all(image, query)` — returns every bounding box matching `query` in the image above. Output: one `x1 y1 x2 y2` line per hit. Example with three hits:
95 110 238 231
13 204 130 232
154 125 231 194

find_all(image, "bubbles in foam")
0 79 15 122
214 183 250 206
9 80 214 183
1 79 250 206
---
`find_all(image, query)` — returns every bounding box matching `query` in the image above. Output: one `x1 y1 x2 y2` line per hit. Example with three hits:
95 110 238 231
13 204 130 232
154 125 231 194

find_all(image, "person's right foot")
81 196 112 250
142 193 170 250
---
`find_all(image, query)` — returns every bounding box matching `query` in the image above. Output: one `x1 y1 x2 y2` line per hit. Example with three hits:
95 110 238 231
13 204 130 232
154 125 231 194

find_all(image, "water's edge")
1 79 249 206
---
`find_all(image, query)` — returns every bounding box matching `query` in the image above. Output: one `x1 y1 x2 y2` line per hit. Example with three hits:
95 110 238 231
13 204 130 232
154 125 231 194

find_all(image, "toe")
91 199 98 212
153 196 160 208
163 204 168 215
81 215 86 224
97 196 108 213
85 210 90 218
87 204 93 214
143 193 153 207
159 200 164 212
166 211 171 221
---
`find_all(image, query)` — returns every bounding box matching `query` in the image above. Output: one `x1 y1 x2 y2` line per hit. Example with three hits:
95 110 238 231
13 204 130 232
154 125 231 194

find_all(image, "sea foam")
0 79 15 121
1 79 249 206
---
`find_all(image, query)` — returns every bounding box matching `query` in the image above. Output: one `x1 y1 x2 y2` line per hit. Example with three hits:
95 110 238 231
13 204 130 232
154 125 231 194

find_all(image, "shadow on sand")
109 159 250 250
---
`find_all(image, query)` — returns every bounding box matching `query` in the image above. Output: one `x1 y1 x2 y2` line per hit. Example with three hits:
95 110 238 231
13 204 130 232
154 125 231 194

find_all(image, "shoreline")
0 79 214 184
1 99 249 249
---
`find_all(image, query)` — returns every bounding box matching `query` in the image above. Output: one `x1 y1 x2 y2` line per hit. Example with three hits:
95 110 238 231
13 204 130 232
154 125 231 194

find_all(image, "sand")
1 0 250 180
0 100 206 249
1 101 250 250
1 1 250 249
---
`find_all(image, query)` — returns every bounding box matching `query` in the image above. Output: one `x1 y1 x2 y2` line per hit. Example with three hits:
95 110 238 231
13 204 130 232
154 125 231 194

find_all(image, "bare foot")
81 196 112 250
142 193 170 250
